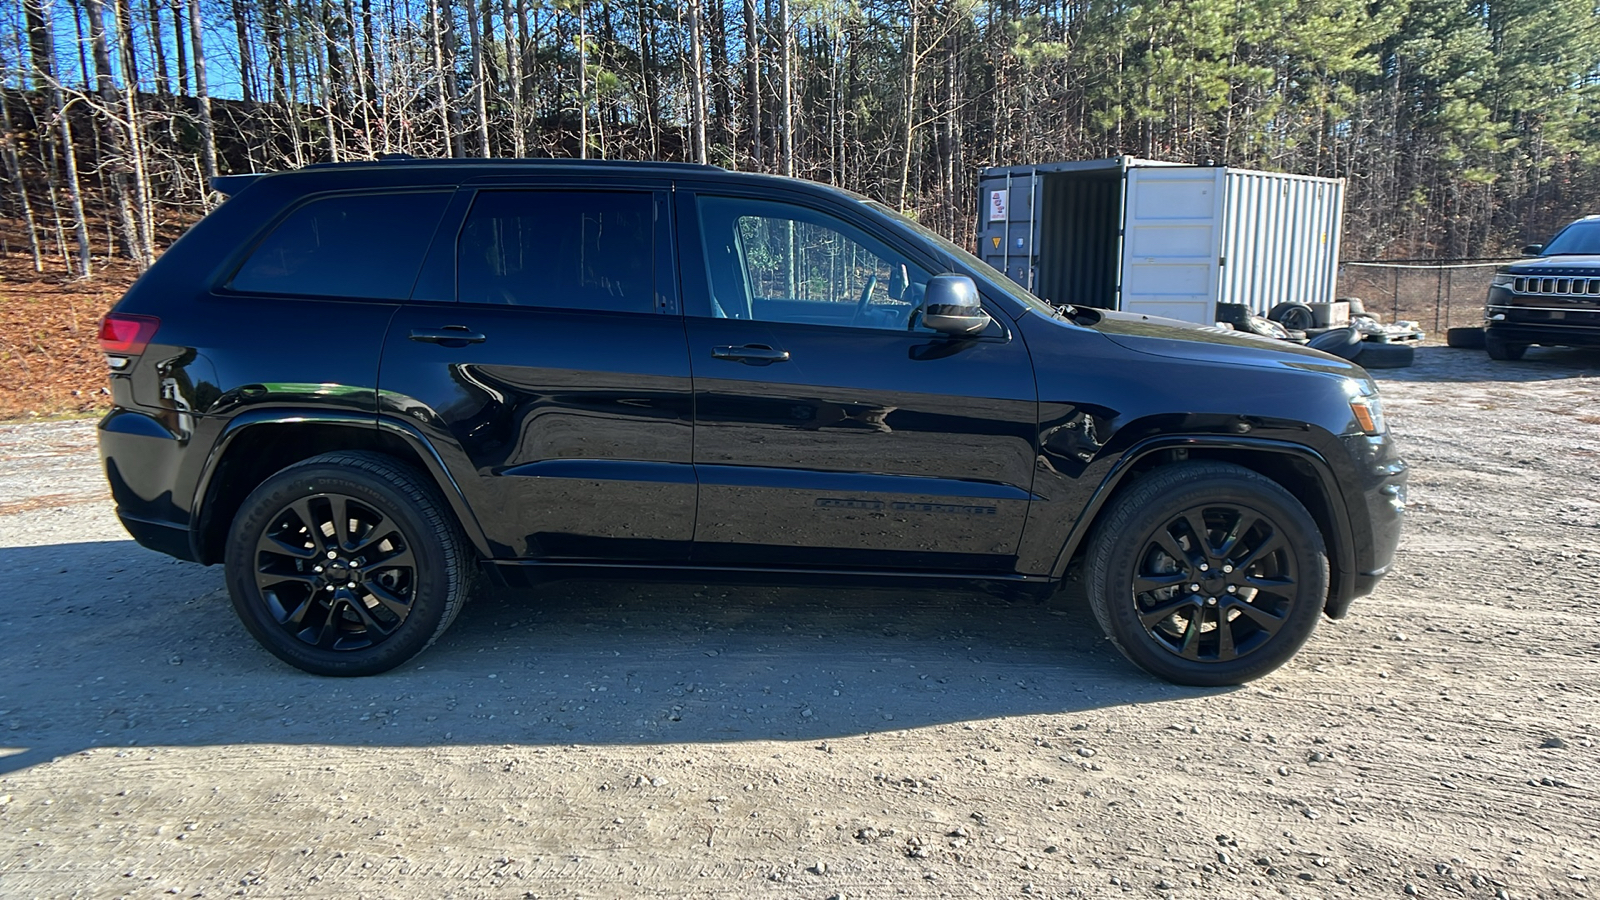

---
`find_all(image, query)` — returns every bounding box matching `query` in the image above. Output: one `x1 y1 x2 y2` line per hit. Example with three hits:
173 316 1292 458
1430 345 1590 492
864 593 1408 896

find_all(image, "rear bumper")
100 407 201 562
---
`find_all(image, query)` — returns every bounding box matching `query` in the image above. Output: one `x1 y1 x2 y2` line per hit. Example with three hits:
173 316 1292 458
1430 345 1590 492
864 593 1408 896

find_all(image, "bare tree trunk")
171 0 188 94
465 0 491 156
24 0 56 90
0 91 44 272
777 0 793 176
440 0 464 155
83 0 146 264
686 0 708 164
188 0 218 185
34 3 93 276
744 0 760 168
577 0 588 159
896 5 919 212
234 0 256 104
147 0 171 94
502 0 526 155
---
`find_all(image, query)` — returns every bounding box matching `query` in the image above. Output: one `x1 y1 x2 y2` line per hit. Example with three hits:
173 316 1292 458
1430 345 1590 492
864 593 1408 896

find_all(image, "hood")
1506 255 1600 274
1080 308 1364 376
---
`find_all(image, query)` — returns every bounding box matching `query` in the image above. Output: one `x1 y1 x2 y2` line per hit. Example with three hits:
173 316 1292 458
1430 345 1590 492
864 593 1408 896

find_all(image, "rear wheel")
224 452 469 676
1085 462 1328 686
1484 332 1528 361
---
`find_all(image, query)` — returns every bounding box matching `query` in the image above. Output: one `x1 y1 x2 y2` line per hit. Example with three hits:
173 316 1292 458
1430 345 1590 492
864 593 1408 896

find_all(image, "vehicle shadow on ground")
0 540 1206 775
1373 344 1600 383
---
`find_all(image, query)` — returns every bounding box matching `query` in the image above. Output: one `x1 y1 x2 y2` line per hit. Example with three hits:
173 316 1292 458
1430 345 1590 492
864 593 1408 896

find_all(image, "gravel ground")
1 344 1598 900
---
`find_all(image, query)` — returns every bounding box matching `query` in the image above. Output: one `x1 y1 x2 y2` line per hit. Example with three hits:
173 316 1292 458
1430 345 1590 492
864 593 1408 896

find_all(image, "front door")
378 185 695 561
677 188 1039 572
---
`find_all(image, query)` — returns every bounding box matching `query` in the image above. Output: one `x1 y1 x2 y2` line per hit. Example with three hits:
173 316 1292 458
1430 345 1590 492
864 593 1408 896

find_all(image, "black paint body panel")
96 159 1404 612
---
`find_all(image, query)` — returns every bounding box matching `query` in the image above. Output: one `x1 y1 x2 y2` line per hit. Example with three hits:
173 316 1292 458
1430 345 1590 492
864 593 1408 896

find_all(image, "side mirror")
921 274 991 336
1522 244 1544 257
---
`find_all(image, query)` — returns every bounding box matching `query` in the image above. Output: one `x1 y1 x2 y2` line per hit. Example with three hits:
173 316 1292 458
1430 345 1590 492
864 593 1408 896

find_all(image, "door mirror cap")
921 275 991 335
1521 243 1544 257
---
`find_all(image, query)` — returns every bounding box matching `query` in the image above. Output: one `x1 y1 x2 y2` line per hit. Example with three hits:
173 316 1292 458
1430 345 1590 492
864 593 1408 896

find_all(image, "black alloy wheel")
225 452 469 676
1129 502 1297 663
1085 462 1328 686
253 492 417 652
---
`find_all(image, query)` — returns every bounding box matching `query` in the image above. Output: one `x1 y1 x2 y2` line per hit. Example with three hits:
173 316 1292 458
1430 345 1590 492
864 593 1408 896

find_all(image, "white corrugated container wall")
1217 169 1345 315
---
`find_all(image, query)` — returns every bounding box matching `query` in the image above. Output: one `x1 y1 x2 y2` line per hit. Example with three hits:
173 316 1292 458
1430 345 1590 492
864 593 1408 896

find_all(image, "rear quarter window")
229 191 451 300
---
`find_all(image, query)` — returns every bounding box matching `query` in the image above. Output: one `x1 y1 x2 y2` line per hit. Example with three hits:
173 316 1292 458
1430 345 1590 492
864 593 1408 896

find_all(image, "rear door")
1119 166 1227 324
378 183 695 561
677 185 1039 573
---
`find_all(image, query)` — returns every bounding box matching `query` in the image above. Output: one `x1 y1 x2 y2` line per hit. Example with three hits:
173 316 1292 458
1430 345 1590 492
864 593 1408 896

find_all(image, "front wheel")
1084 462 1329 686
224 452 470 676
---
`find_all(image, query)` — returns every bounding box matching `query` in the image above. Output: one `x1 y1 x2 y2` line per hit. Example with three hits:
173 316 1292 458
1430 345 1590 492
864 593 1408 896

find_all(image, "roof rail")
211 174 264 197
301 156 723 172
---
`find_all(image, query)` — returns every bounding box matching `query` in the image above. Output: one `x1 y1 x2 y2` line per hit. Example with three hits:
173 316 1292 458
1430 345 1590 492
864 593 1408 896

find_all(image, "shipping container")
977 157 1345 324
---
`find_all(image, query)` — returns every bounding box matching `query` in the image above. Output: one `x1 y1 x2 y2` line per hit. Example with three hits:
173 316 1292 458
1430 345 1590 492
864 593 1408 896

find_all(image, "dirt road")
1 345 1597 899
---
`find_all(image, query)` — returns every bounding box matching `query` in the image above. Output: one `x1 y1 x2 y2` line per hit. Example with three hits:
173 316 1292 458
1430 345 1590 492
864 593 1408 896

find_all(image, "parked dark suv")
97 158 1405 685
1485 215 1600 359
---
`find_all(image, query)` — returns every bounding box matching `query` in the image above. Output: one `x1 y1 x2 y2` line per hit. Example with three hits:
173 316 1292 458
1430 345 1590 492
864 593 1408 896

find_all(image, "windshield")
1541 219 1600 256
860 199 1061 317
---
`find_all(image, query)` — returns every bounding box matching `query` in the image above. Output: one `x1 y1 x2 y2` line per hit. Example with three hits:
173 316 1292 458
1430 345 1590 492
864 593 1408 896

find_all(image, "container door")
1119 166 1226 324
979 172 1041 293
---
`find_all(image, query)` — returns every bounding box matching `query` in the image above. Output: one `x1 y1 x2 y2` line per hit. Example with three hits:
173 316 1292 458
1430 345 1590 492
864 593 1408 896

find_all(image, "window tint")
696 195 934 331
1541 219 1600 256
457 191 655 312
230 192 449 299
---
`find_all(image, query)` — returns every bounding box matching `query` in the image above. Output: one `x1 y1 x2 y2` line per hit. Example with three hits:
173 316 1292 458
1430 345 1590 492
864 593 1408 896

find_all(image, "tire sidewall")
1088 469 1329 686
224 462 455 676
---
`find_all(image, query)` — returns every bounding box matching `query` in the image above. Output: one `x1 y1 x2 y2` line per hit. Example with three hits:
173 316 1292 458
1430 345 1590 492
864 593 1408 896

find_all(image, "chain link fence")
1335 259 1516 335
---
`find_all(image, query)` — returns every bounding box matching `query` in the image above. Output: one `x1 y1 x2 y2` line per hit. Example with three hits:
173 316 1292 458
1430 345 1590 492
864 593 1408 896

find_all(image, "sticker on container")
988 190 1007 222
991 236 1001 249
1015 237 1025 249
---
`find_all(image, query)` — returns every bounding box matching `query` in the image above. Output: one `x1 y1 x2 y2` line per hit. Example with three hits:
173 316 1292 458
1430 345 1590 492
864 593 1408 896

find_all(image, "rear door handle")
711 344 790 365
409 326 486 345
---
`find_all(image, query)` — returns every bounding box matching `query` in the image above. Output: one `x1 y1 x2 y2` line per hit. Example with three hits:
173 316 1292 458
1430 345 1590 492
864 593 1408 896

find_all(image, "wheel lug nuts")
1222 564 1234 573
327 551 338 559
1207 597 1217 606
1227 585 1238 593
1189 583 1201 592
1199 563 1209 572
313 565 323 573
347 581 357 589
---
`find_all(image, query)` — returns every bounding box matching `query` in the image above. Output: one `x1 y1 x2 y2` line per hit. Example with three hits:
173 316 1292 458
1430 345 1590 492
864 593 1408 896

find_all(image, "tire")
1306 325 1364 360
1446 327 1486 349
1485 332 1528 361
1084 462 1329 686
1267 302 1316 332
1354 340 1414 369
224 451 470 676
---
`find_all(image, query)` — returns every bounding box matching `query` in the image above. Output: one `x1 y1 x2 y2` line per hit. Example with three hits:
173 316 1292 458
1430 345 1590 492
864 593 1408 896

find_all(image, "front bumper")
1486 284 1600 347
1326 431 1407 618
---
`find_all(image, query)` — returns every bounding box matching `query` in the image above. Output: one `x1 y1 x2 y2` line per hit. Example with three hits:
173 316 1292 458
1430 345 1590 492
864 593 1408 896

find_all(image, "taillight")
99 314 161 355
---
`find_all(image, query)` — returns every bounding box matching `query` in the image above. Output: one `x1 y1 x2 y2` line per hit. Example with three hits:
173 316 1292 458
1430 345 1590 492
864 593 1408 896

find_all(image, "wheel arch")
190 411 493 565
1054 436 1358 616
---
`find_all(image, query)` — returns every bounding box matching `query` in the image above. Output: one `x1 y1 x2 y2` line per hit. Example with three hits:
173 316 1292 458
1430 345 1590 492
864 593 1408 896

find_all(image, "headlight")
1343 378 1387 434
1491 272 1515 288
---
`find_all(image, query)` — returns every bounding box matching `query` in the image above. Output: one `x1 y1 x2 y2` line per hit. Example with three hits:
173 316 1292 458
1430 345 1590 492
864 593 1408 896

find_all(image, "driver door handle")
712 344 790 365
410 326 487 345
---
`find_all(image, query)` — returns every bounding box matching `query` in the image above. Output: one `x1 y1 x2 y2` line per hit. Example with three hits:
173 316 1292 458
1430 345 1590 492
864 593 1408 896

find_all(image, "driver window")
696 195 934 331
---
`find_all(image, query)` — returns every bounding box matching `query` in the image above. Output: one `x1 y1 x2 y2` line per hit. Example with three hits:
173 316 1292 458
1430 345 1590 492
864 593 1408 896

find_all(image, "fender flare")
189 410 495 562
1050 434 1358 615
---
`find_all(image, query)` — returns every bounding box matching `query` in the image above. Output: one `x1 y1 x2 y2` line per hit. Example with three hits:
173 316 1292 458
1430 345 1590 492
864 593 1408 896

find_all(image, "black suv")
1486 216 1600 359
97 158 1405 685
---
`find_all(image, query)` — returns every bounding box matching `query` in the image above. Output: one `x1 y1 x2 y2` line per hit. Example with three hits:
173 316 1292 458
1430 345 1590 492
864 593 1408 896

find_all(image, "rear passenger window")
456 191 654 313
230 192 449 299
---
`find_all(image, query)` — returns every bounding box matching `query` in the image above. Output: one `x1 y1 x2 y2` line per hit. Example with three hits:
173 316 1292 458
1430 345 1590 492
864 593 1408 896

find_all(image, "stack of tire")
1222 299 1415 369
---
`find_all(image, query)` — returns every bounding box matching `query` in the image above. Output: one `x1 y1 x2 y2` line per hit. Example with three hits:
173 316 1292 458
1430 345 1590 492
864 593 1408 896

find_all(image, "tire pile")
1214 299 1421 369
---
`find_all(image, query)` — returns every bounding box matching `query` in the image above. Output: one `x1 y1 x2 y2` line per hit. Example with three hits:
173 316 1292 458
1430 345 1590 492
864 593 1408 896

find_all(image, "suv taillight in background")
99 314 160 357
